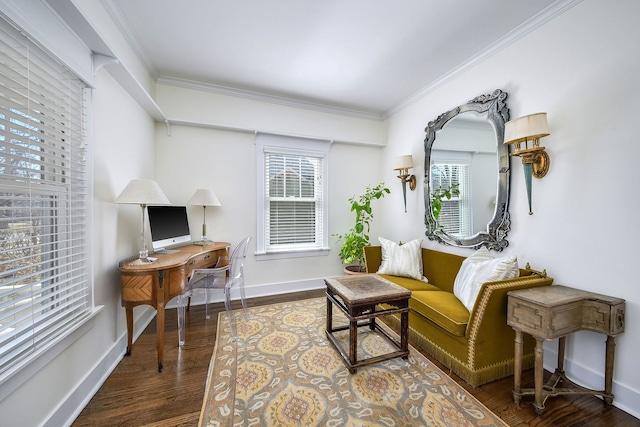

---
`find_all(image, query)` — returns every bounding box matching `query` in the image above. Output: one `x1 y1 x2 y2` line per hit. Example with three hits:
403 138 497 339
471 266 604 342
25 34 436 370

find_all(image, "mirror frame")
424 89 511 251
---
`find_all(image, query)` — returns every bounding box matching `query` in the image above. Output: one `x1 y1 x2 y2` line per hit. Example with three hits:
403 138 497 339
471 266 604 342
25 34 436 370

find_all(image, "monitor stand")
154 248 180 254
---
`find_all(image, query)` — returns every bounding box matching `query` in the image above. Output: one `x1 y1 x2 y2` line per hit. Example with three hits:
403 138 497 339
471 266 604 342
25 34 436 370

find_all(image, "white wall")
382 0 639 416
154 85 389 294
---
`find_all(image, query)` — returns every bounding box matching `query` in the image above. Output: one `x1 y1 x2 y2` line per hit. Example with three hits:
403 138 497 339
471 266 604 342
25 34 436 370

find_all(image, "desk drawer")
190 252 215 269
120 273 153 303
582 300 625 335
508 298 584 339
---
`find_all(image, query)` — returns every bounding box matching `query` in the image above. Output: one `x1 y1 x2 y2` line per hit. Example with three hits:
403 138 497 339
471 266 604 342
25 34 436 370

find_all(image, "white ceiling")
105 0 567 118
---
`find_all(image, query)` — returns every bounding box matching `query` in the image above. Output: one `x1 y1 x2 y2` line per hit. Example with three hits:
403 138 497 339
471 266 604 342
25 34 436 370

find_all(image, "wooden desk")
507 285 625 416
118 242 230 371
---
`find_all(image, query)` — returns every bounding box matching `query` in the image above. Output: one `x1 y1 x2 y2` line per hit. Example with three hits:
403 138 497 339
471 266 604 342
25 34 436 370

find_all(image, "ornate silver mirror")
424 89 510 250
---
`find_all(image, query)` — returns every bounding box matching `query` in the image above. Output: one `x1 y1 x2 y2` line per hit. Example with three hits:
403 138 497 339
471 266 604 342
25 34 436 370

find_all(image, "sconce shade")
115 179 170 205
393 155 414 170
504 112 549 145
188 188 222 206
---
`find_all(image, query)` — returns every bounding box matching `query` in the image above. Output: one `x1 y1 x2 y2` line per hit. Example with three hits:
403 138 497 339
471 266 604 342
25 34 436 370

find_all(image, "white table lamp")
189 188 221 245
116 179 170 263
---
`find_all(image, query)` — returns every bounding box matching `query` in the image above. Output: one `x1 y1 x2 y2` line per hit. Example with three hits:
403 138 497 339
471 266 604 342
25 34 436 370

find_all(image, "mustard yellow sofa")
364 245 553 387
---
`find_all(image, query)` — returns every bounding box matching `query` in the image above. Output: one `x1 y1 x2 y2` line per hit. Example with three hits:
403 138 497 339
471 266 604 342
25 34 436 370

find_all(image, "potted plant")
430 183 460 223
334 182 390 273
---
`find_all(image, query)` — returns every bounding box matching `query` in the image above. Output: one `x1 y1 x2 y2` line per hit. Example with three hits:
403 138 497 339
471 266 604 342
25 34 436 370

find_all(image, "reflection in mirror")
424 90 510 250
431 112 496 235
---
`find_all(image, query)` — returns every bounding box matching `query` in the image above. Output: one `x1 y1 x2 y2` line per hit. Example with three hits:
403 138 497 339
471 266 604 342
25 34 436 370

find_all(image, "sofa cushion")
410 290 469 337
378 274 441 292
376 237 426 281
453 247 519 312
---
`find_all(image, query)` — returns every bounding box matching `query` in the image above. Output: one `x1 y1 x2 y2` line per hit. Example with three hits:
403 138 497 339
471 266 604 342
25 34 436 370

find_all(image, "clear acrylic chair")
177 236 251 345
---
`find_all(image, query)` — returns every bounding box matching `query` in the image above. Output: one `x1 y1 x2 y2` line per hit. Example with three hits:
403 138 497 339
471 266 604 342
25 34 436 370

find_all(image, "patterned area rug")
199 297 507 427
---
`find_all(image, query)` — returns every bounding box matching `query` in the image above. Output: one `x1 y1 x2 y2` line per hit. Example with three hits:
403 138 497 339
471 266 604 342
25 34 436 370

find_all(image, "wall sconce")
504 112 550 215
115 179 171 263
393 155 416 213
188 188 221 245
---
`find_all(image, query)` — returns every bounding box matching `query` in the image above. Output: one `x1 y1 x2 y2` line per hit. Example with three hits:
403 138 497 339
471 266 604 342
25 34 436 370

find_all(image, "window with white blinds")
256 135 330 257
431 163 471 237
0 16 91 377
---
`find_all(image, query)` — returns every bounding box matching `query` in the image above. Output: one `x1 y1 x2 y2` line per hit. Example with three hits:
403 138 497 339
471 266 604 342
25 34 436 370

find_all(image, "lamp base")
193 239 214 246
129 257 158 266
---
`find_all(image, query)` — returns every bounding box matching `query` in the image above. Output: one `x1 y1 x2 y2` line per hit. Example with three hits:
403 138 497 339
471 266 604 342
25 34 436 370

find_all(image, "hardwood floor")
73 290 639 427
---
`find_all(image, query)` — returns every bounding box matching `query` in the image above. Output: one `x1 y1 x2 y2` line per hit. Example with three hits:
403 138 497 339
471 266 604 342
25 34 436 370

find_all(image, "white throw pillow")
377 237 427 282
453 247 519 312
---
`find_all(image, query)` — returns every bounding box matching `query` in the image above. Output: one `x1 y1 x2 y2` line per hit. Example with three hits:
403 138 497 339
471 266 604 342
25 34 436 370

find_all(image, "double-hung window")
256 134 330 259
431 162 471 237
0 16 92 379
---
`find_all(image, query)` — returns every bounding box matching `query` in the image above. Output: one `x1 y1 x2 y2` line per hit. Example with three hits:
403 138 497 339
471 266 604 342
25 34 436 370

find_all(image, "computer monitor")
147 205 192 252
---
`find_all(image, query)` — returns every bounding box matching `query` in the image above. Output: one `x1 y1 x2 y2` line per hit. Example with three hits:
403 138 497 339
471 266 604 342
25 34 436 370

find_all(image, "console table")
118 242 230 371
507 285 625 416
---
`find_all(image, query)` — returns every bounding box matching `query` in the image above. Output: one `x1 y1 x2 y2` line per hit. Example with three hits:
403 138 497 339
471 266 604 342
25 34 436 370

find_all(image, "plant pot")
343 265 366 275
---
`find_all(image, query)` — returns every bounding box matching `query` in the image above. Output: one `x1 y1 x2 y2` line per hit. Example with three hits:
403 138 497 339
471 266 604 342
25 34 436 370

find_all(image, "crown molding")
384 0 583 119
157 75 384 121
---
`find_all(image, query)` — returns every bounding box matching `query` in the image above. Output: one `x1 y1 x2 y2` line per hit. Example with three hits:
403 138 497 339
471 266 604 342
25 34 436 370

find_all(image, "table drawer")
582 300 625 335
508 298 583 339
189 252 216 270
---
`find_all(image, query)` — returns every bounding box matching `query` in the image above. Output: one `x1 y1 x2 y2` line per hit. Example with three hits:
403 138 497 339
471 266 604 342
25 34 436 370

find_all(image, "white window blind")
0 16 91 377
256 135 330 257
265 152 321 247
431 163 470 237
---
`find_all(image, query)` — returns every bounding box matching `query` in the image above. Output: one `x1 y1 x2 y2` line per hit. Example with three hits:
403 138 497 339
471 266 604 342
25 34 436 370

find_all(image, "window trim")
255 134 331 260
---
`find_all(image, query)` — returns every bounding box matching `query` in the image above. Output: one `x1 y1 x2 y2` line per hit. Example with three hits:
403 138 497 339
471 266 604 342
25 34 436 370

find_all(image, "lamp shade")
115 179 170 205
393 155 414 170
188 189 221 206
504 112 550 145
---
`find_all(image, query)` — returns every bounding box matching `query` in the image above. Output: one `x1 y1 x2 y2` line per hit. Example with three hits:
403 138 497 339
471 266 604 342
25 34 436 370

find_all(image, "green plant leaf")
334 182 390 267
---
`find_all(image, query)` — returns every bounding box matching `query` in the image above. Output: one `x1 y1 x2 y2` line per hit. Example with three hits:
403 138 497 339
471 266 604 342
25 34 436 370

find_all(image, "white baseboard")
166 277 325 308
544 342 639 419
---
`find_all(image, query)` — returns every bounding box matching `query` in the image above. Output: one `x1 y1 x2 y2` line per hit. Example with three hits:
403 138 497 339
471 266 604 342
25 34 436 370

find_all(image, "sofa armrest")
466 273 554 341
462 273 554 369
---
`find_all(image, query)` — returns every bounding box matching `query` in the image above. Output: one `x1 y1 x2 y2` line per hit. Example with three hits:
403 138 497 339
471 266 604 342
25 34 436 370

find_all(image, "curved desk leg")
156 306 164 372
125 307 133 356
155 270 166 373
